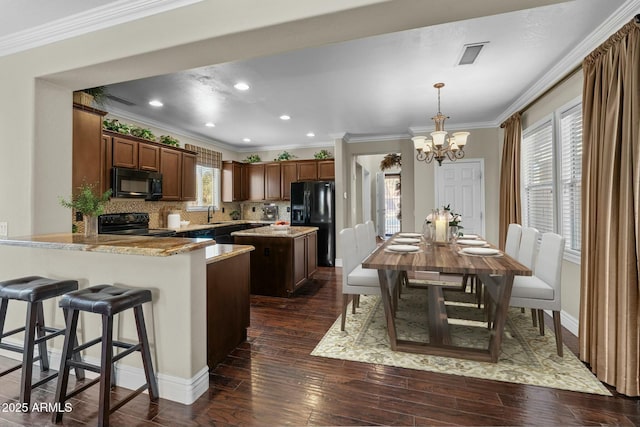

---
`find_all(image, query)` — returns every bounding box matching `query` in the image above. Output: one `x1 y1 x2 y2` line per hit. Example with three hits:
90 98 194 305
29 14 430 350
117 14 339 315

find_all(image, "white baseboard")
335 258 343 267
0 339 209 405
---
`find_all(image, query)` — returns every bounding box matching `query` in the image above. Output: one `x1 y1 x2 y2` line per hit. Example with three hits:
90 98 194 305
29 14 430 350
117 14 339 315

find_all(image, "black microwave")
112 167 162 200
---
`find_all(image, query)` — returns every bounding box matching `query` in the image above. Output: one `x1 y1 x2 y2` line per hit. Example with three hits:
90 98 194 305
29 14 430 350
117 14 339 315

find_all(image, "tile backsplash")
70 199 292 232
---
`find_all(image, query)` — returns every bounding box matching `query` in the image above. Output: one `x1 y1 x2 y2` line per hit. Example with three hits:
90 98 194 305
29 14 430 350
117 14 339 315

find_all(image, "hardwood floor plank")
0 266 636 426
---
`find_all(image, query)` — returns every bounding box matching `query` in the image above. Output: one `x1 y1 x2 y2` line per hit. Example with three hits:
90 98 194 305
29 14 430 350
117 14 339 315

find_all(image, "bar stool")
0 276 82 408
52 284 159 427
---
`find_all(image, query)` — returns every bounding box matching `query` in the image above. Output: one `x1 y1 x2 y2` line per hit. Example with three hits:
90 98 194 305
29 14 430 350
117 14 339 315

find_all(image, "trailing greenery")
80 86 109 107
130 127 156 141
275 151 295 161
59 182 112 217
313 149 332 159
244 154 262 163
380 153 401 170
159 135 180 147
103 118 132 134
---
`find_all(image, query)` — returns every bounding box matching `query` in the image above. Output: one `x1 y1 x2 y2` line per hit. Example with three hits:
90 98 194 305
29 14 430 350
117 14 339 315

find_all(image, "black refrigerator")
291 181 336 267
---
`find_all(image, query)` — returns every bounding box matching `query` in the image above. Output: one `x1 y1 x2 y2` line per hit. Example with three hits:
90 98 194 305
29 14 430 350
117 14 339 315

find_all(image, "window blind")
522 119 554 234
560 104 582 253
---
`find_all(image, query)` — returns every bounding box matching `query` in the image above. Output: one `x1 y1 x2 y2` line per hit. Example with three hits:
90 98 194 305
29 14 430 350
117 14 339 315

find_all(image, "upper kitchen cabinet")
160 148 181 201
246 163 265 201
181 152 197 201
111 135 160 172
297 160 317 181
317 159 335 180
280 161 297 200
72 104 108 194
222 161 246 202
264 162 281 201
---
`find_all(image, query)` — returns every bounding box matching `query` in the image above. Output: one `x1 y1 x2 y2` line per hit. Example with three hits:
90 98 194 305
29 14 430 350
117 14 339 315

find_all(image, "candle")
435 218 447 242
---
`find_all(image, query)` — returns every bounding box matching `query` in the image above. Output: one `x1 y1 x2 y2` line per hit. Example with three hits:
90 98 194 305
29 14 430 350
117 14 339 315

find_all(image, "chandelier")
413 83 469 166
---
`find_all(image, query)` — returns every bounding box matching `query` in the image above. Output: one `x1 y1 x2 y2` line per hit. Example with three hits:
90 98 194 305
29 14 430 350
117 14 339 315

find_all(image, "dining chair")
510 232 565 356
505 223 523 258
516 226 540 326
355 223 373 262
365 220 377 252
339 227 382 331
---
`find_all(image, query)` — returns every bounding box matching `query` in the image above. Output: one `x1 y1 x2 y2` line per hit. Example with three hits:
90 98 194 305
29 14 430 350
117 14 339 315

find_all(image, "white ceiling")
1 0 632 151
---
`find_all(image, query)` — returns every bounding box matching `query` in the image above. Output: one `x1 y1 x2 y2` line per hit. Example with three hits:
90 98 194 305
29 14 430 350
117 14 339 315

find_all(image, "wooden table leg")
486 273 515 362
377 269 399 350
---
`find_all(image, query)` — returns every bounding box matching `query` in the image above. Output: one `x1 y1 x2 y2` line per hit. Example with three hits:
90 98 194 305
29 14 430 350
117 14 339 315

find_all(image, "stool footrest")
71 337 102 354
67 360 101 374
110 384 148 414
0 342 26 354
31 372 58 389
64 377 101 401
33 328 66 345
112 343 141 363
0 361 22 376
1 326 26 339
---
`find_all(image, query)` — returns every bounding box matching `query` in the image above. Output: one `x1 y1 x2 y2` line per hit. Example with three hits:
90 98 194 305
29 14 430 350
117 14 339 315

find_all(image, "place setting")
457 247 503 257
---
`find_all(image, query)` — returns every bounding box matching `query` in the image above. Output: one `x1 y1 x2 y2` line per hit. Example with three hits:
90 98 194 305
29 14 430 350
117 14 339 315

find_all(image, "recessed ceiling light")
234 82 250 91
205 122 215 127
280 115 291 120
307 132 315 137
149 100 163 107
243 138 251 143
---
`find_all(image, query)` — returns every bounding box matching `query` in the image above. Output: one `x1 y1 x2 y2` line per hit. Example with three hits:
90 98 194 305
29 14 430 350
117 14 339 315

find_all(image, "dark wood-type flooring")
0 266 638 426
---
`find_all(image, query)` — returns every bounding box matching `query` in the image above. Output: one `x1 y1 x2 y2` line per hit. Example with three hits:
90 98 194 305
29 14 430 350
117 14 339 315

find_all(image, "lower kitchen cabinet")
233 230 317 297
206 251 250 369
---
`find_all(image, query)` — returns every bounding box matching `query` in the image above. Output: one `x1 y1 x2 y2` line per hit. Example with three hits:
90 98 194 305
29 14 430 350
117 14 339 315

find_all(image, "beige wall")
521 69 583 326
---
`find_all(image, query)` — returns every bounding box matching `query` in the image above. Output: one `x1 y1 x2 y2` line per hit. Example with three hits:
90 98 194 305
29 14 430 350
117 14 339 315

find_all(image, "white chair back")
339 228 359 281
534 233 565 296
504 223 522 259
517 227 539 269
365 220 376 252
354 223 371 261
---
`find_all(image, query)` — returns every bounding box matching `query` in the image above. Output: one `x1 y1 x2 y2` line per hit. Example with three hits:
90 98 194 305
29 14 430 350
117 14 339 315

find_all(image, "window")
195 165 220 209
522 118 555 235
184 143 222 210
559 103 582 257
521 98 582 262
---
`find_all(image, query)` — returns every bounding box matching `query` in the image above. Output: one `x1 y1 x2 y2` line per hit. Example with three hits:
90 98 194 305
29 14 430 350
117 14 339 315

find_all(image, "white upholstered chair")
339 227 381 331
354 223 373 262
504 223 523 258
517 227 539 269
365 220 377 252
510 232 565 356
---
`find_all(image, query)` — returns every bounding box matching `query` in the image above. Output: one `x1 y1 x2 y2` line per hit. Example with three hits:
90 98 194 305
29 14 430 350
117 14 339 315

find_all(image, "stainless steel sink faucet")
207 205 214 223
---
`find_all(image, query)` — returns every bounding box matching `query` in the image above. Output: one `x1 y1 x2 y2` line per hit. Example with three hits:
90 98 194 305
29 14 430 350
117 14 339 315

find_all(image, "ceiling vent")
457 42 488 65
106 94 135 106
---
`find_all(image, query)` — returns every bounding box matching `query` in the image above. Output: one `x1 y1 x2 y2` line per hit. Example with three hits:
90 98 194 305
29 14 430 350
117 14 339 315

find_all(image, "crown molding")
496 0 640 124
344 133 411 143
234 141 335 153
106 106 238 152
409 121 498 135
0 0 202 58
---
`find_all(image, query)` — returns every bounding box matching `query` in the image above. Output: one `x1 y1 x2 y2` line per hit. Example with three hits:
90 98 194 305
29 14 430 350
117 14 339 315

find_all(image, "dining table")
361 233 531 363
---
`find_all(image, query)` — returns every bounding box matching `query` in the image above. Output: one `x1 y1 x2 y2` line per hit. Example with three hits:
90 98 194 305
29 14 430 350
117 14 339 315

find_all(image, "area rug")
311 286 610 395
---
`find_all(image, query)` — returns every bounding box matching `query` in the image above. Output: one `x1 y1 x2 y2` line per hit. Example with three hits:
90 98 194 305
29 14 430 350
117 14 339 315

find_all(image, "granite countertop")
205 244 255 264
167 220 272 233
231 225 318 238
0 234 216 257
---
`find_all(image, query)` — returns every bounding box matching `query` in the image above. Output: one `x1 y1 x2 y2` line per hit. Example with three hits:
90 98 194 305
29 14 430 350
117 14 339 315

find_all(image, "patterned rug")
311 286 610 395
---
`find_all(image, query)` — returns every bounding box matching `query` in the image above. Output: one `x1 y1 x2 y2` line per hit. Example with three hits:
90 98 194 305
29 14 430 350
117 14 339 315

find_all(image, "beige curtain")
498 113 522 250
580 16 640 397
185 143 222 169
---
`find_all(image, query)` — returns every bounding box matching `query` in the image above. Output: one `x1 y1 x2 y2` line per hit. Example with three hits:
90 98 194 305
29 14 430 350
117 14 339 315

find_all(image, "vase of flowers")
425 205 463 243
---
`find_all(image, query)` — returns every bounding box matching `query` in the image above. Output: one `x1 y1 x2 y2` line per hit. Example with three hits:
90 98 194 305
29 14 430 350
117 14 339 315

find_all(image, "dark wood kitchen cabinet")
297 160 318 181
233 230 317 297
112 137 160 172
160 148 181 200
72 104 108 194
264 162 281 200
206 251 251 369
222 161 246 202
138 142 160 172
281 161 297 200
246 163 265 201
317 159 335 180
181 151 197 201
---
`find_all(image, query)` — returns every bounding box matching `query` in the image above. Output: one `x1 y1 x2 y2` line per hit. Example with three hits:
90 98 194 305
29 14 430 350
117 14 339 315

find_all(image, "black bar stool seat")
53 284 159 427
0 276 82 409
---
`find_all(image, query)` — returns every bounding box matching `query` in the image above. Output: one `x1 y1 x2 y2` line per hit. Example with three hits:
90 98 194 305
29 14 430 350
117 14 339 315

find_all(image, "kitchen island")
0 234 253 405
232 226 318 297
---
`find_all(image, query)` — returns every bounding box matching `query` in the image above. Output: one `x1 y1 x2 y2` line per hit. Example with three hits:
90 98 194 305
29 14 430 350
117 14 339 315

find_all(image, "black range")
98 212 177 237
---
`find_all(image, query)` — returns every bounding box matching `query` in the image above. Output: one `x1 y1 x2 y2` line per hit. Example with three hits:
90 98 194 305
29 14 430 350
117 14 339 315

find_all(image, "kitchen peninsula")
0 234 253 405
232 226 318 297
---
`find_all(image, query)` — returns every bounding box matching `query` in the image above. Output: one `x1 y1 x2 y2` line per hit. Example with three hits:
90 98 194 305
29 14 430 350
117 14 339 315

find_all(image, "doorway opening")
384 173 401 236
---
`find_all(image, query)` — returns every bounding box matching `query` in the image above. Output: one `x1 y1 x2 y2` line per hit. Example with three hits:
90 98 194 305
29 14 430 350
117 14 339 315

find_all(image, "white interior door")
363 169 371 222
375 172 385 237
435 160 485 236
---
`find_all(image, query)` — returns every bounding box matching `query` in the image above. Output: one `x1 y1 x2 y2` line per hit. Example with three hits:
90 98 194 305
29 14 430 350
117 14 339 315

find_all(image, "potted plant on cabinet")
59 182 111 237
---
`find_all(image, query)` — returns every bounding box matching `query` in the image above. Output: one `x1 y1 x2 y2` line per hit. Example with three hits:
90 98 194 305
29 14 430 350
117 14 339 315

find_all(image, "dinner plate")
461 247 500 256
386 244 420 253
457 239 487 246
398 232 422 238
393 237 421 244
460 234 480 239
